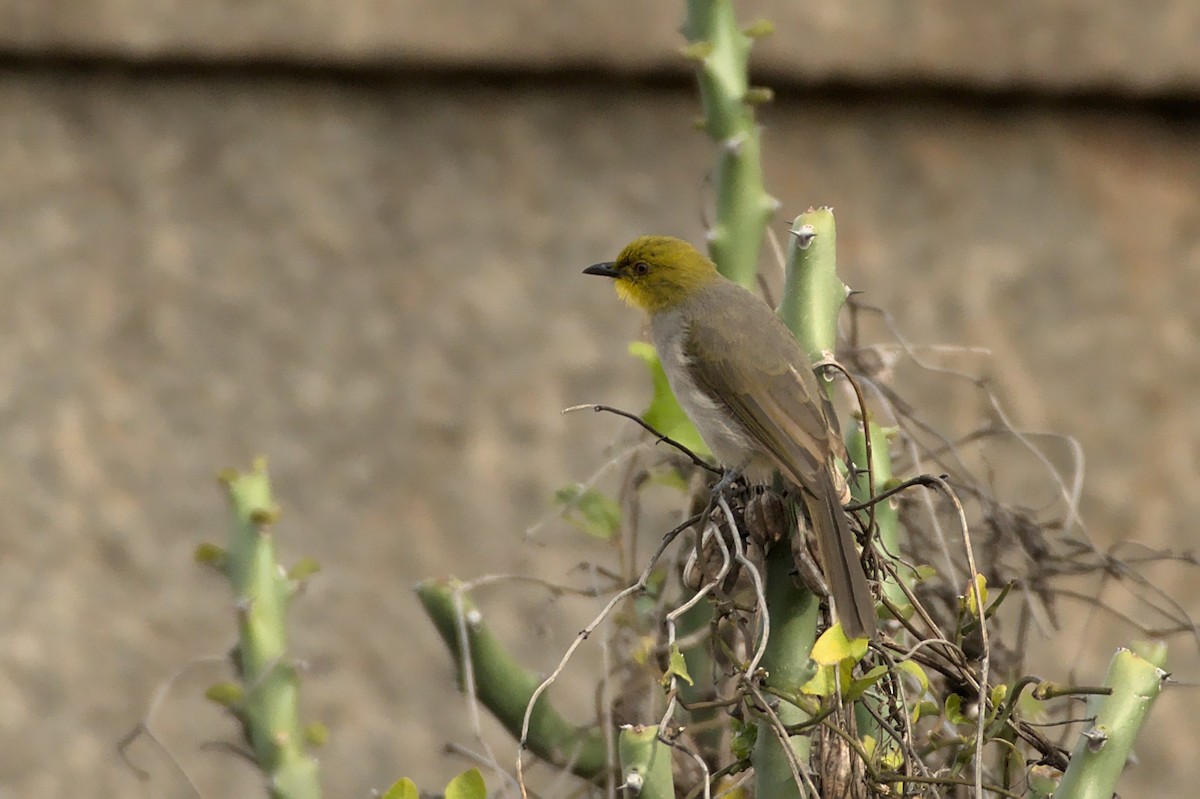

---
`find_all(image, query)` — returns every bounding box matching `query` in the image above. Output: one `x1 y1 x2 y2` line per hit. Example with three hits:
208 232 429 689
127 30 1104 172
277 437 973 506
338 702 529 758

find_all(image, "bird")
583 235 876 639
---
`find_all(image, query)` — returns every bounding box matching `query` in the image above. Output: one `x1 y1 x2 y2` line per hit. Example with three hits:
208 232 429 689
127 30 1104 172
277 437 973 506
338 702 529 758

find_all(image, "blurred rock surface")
0 3 1197 797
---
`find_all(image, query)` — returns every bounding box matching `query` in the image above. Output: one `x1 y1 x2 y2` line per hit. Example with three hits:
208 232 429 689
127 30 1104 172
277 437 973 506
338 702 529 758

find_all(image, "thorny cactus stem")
416 580 609 779
218 459 321 799
683 0 778 289
1054 647 1167 799
778 208 848 366
846 422 910 616
747 209 859 799
750 547 819 799
618 725 675 799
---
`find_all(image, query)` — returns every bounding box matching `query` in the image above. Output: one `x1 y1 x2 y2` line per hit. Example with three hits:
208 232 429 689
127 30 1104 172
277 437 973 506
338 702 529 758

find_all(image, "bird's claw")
710 468 744 500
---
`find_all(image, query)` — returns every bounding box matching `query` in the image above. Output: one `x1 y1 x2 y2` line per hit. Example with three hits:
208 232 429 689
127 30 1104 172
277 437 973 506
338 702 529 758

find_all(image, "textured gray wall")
2 4 1198 797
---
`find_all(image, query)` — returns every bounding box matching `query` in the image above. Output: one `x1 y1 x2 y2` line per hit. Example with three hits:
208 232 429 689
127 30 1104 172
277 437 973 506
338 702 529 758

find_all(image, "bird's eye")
633 261 650 276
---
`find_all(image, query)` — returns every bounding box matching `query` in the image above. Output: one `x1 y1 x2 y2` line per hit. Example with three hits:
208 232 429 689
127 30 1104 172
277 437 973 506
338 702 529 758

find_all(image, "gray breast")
649 307 769 478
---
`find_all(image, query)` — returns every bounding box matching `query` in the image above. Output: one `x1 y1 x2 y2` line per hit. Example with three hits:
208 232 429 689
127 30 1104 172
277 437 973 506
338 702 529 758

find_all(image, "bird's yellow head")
583 235 720 313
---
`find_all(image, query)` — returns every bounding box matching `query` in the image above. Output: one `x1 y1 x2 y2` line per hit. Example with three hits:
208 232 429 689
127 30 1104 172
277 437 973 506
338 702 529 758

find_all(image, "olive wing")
681 299 838 490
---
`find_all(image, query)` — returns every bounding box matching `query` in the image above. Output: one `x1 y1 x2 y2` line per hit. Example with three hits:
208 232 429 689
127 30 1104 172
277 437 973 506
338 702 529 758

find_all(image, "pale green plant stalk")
683 0 778 289
618 725 675 799
213 460 321 799
1054 648 1167 799
746 209 862 799
416 580 608 779
750 548 819 798
778 208 846 365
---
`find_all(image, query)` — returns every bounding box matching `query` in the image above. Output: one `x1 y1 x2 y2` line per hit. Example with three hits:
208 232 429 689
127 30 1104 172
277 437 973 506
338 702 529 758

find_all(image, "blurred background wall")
1 1 1197 796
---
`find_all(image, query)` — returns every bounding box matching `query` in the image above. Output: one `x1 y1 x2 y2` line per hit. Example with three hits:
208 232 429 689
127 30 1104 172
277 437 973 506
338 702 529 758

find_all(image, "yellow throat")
585 236 721 314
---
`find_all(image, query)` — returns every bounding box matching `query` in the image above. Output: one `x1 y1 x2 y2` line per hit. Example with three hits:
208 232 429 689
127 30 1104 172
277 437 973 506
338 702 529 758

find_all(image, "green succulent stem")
844 422 905 742
1054 647 1167 799
416 580 608 779
618 725 675 799
846 423 910 615
752 545 818 799
683 0 777 289
218 460 321 799
778 208 847 365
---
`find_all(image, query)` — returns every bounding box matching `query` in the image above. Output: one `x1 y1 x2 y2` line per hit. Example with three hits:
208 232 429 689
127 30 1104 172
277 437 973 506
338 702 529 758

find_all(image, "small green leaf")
304 721 329 746
913 699 939 723
801 661 853 697
913 564 938 582
896 659 930 695
646 469 690 493
662 644 695 687
730 718 757 760
1028 764 1061 796
878 742 904 771
743 19 775 39
1018 687 1049 722
861 734 877 758
990 683 1007 708
963 573 988 618
248 505 280 525
628 342 710 458
205 681 244 707
810 623 869 666
845 664 889 702
445 768 486 799
287 556 321 581
944 693 968 726
553 485 621 540
380 777 419 799
630 635 656 666
744 87 774 105
194 542 226 567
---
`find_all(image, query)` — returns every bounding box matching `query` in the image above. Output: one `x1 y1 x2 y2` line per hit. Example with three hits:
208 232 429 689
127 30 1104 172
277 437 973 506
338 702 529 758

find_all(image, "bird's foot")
710 468 744 501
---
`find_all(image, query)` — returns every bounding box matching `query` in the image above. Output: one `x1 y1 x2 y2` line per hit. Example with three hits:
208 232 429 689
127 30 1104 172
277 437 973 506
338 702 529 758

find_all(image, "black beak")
583 262 620 278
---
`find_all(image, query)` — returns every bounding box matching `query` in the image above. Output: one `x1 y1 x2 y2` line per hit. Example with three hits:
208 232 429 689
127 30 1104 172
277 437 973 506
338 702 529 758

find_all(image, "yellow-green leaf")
896 659 930 695
801 661 854 697
730 717 757 760
204 681 244 707
945 693 968 726
845 664 889 702
662 644 695 687
801 664 834 697
912 695 940 719
304 721 329 746
810 623 869 666
715 777 749 799
380 778 419 799
861 734 877 758
1028 764 1061 797
630 635 655 666
1018 687 1048 723
193 542 225 565
445 768 486 799
990 684 1007 708
878 741 904 770
964 573 988 618
629 342 710 457
646 469 690 493
913 700 939 723
742 19 775 39
288 556 321 581
553 485 621 540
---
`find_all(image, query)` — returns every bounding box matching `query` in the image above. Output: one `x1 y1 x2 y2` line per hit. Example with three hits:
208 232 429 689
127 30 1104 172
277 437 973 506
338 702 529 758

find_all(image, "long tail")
800 471 876 639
